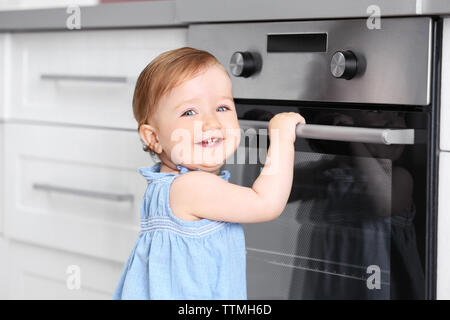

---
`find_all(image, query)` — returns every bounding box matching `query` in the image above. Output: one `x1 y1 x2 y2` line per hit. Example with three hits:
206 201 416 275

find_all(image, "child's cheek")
168 133 196 164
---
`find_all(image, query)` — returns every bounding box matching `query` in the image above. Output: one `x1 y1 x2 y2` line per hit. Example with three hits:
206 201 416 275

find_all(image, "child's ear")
139 124 163 154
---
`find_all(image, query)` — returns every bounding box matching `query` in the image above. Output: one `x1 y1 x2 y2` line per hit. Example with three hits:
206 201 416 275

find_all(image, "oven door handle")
238 119 415 145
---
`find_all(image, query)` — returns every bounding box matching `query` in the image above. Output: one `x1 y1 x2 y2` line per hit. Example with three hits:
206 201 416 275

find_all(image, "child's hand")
269 112 306 145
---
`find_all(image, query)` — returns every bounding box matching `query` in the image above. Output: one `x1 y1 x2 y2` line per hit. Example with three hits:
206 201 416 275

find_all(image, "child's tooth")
202 137 219 146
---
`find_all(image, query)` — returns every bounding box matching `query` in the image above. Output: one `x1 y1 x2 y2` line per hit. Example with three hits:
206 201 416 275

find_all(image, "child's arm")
171 112 305 223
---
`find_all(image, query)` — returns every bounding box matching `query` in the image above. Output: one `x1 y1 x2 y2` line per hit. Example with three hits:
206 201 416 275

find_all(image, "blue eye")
181 109 196 117
217 105 230 112
181 106 230 117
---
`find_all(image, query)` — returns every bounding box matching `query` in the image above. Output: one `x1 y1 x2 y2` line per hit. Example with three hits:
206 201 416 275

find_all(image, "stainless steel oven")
188 17 440 299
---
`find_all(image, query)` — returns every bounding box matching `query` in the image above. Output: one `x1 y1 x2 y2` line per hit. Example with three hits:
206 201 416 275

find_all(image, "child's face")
142 64 241 173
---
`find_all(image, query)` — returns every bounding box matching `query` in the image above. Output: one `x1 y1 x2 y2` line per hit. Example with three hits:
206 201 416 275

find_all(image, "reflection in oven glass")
227 107 425 300
289 152 394 299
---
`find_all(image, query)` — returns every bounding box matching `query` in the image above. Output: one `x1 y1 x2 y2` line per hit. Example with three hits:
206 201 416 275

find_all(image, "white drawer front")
0 33 7 119
9 28 187 128
0 237 7 299
7 241 123 300
0 123 3 234
4 123 155 262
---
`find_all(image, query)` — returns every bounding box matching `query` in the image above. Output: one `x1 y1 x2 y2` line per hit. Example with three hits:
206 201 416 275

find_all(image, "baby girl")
113 46 305 299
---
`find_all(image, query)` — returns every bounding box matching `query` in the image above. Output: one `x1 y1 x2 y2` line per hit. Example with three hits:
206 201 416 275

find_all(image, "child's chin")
199 159 225 168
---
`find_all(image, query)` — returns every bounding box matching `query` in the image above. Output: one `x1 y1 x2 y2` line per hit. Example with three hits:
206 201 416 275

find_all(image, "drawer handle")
40 73 130 83
33 183 134 202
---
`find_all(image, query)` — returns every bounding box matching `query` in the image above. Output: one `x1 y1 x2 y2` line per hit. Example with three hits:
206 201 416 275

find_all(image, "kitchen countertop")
1 0 450 32
0 0 183 31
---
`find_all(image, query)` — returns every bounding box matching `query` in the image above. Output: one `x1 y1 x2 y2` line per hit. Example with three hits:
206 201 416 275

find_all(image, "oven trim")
426 17 442 301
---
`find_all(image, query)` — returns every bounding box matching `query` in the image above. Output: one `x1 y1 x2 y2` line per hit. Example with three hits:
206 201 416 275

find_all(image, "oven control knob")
230 51 259 78
330 50 358 80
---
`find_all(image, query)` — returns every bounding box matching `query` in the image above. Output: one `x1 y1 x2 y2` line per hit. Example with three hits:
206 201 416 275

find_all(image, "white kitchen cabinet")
0 34 5 298
438 151 450 299
0 33 7 119
0 237 8 299
4 122 155 263
0 33 6 234
0 33 3 118
1 26 187 299
441 18 450 151
8 28 187 129
0 123 3 235
7 241 122 299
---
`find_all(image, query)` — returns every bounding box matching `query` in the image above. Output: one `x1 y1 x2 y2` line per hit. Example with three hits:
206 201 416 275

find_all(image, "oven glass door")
224 103 428 300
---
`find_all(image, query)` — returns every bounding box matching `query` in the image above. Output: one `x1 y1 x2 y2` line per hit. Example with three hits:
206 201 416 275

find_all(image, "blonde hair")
133 46 227 158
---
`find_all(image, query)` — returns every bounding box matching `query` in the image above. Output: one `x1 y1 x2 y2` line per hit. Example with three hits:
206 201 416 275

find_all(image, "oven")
188 17 440 299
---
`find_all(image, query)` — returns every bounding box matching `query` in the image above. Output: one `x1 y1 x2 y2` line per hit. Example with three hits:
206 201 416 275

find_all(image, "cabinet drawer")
7 241 123 299
0 33 7 119
4 123 154 262
0 123 3 234
9 28 187 128
0 237 7 299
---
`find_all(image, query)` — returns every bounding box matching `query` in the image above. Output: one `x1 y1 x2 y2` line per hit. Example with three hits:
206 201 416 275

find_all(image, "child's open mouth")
196 137 224 148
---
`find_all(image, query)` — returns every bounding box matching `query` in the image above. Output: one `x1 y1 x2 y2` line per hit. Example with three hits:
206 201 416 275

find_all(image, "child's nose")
201 115 222 131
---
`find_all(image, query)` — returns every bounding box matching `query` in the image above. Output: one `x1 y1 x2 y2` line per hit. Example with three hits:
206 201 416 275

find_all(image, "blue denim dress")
112 162 247 300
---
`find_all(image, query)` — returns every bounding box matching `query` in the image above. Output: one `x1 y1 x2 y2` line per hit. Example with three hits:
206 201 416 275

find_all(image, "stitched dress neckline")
138 162 231 182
